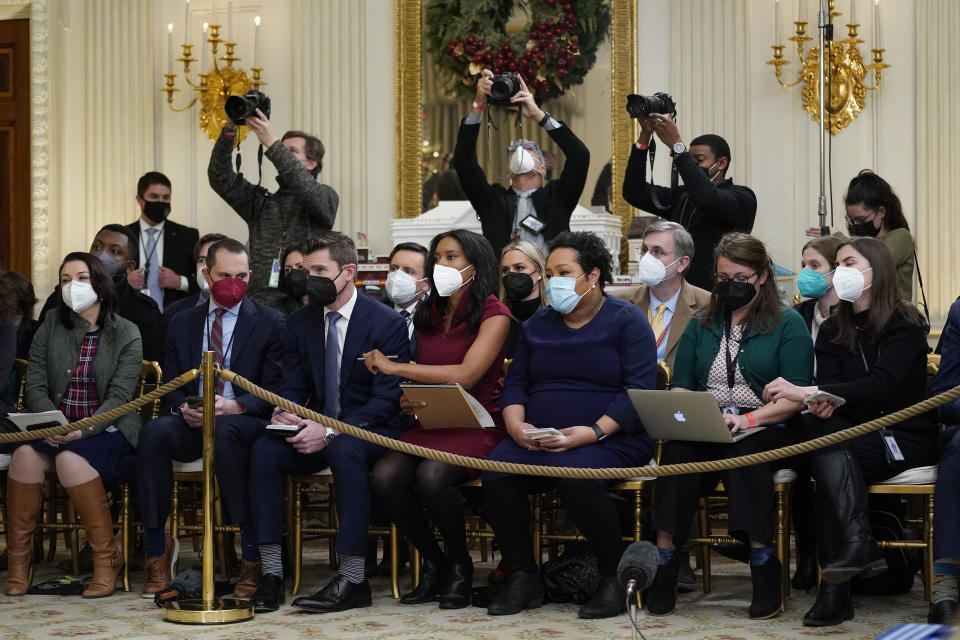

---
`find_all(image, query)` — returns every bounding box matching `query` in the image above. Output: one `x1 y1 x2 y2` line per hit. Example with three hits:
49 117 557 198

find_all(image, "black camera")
625 92 677 119
225 90 271 125
488 72 521 107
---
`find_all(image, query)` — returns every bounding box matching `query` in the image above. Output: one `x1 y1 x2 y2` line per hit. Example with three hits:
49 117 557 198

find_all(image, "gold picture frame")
394 0 637 255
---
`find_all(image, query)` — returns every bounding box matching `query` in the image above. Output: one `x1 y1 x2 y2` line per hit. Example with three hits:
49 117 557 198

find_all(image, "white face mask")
385 269 424 305
509 146 537 176
433 263 474 298
61 280 98 313
196 265 210 294
833 266 873 302
636 251 681 287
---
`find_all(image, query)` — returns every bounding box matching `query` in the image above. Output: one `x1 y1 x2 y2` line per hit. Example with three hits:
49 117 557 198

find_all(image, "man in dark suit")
125 172 200 312
246 231 410 613
454 69 590 258
160 233 227 325
382 242 430 344
136 238 286 600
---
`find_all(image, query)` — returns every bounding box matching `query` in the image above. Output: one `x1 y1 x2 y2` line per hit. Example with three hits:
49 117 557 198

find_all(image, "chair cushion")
878 465 937 485
773 468 797 484
172 459 203 473
624 460 658 482
0 453 10 471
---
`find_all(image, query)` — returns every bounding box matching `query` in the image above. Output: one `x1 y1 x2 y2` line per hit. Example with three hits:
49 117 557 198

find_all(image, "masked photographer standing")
454 69 590 258
622 113 756 290
208 109 339 311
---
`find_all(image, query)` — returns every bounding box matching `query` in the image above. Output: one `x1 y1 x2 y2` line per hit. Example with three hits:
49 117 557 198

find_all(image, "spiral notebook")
399 383 495 430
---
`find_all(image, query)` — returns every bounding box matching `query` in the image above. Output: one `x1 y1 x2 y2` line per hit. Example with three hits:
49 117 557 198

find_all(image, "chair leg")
699 497 712 594
532 493 542 567
774 484 788 612
292 483 303 596
634 487 644 609
925 493 934 601
171 480 180 575
121 484 130 592
411 546 421 588
390 523 400 599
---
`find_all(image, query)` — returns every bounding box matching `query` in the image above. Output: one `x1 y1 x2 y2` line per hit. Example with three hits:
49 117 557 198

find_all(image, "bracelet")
538 111 551 127
745 412 756 427
472 101 486 111
635 142 649 150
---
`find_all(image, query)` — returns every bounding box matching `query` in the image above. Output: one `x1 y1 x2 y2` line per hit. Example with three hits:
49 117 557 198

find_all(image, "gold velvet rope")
2 366 957 480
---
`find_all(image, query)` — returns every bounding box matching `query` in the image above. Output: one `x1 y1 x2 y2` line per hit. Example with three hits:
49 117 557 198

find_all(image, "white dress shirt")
137 218 189 292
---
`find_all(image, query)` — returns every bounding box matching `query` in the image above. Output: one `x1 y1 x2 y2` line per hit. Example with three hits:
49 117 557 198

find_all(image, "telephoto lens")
224 90 272 125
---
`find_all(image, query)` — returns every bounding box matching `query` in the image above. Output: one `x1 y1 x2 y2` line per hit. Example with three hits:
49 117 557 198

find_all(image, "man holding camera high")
454 69 590 258
208 104 339 311
622 106 756 291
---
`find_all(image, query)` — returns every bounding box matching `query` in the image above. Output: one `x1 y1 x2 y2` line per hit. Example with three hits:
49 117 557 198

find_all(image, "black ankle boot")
812 450 888 584
438 557 472 609
577 577 625 619
487 570 545 616
400 558 445 604
645 553 680 616
803 581 854 627
791 554 817 591
748 555 782 619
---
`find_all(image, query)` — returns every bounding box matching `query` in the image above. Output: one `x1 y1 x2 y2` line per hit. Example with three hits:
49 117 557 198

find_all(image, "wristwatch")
672 141 687 155
590 423 607 442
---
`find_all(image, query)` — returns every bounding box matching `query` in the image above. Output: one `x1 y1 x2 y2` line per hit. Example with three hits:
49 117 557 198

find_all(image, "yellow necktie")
651 303 667 338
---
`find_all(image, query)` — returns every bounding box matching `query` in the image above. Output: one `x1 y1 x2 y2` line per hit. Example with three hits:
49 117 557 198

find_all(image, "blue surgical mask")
797 268 833 299
545 274 590 314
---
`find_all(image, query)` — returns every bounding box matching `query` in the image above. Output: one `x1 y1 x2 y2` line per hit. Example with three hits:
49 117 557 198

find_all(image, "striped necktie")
210 307 227 395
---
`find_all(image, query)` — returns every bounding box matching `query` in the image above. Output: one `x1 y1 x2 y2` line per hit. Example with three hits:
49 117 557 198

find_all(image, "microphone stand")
816 0 830 230
625 585 648 640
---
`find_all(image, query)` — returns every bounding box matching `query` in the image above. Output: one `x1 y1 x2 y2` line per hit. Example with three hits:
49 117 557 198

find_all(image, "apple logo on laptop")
673 411 686 422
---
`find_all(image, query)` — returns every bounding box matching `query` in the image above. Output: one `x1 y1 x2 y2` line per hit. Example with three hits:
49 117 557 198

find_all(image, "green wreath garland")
424 0 611 103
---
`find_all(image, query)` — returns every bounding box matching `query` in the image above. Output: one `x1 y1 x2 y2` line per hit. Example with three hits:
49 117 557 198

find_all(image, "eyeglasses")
713 272 757 284
638 247 675 259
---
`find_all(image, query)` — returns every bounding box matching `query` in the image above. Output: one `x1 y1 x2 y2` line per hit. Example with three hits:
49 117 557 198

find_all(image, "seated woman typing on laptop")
647 233 812 620
481 231 658 620
763 236 936 627
366 229 511 610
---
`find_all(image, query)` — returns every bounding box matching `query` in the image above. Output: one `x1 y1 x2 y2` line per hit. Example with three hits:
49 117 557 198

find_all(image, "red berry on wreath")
537 52 546 62
508 61 517 71
556 57 567 67
531 45 541 54
447 44 456 53
473 54 483 63
546 0 556 5
569 42 579 52
467 35 475 44
568 13 577 22
456 41 465 49
466 44 476 54
563 3 573 11
545 18 555 27
546 42 556 51
557 68 568 78
484 53 494 63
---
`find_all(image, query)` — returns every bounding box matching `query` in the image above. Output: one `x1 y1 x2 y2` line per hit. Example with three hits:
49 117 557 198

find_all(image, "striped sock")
932 562 959 604
258 543 283 579
339 555 366 584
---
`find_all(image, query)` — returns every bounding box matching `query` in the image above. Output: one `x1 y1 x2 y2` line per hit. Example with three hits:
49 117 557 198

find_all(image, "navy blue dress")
484 294 657 480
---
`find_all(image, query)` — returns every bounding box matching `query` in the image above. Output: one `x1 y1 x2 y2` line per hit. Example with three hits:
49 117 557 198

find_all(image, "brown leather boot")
141 535 179 599
64 478 124 598
233 559 262 598
3 479 41 596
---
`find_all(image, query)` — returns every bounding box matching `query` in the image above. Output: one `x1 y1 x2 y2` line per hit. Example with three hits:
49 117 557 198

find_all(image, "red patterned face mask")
210 277 248 308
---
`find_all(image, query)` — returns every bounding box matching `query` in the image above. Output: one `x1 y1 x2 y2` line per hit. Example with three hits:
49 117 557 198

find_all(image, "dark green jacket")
672 307 814 396
25 311 143 447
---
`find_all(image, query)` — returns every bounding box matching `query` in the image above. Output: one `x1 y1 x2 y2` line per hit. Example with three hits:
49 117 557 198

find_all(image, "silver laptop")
627 390 765 443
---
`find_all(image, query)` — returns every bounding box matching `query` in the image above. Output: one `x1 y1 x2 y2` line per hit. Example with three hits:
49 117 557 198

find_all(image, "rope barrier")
0 370 198 443
220 369 960 479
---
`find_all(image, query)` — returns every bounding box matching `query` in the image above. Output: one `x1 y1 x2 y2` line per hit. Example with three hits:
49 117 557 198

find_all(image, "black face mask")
281 268 308 300
306 269 345 307
848 219 880 238
714 280 757 312
143 201 171 224
502 272 536 302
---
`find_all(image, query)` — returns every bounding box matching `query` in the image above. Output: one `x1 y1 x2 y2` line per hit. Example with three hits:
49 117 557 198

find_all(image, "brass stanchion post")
163 351 254 624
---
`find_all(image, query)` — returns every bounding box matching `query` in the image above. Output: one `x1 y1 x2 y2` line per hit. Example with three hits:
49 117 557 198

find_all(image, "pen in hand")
357 355 399 361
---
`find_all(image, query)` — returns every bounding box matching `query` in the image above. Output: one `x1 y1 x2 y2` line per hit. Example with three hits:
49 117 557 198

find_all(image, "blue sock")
239 526 258 562
932 562 959 604
145 528 166 558
750 546 774 567
657 547 675 566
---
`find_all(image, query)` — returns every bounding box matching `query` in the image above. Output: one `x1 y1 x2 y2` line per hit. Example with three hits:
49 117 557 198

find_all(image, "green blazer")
672 306 814 397
25 311 143 447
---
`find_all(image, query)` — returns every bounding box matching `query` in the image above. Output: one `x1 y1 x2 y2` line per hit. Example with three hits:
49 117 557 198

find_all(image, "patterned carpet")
0 546 937 640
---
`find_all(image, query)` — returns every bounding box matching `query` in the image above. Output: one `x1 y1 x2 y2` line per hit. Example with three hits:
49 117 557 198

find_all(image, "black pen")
356 355 399 361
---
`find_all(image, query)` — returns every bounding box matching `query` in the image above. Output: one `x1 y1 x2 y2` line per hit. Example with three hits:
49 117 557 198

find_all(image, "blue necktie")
145 227 163 311
323 310 341 419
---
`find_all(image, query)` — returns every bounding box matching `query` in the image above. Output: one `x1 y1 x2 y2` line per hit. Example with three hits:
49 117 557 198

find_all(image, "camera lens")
225 95 251 121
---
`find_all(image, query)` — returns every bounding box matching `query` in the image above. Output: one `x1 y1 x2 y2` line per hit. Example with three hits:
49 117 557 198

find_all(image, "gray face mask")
95 250 119 279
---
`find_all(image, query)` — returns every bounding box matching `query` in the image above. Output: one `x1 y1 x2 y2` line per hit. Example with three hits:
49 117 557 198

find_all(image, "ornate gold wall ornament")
768 3 888 136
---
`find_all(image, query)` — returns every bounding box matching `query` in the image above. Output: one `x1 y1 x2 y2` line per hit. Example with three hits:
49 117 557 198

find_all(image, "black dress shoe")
578 577 626 619
802 581 854 627
748 555 782 620
645 554 680 616
439 557 473 609
676 551 696 594
710 542 750 564
252 574 285 612
487 570 545 616
820 541 887 584
400 558 445 604
290 574 372 612
791 554 817 592
928 599 960 624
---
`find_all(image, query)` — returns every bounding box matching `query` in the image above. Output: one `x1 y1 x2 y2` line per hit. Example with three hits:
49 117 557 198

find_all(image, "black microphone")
617 540 660 597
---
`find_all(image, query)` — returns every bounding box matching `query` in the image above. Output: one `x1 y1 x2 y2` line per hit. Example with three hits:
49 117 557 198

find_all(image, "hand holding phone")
803 390 845 408
185 395 203 409
522 427 567 441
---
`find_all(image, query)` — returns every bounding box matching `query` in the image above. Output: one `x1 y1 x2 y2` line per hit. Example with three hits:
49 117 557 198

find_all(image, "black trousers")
652 427 796 548
483 476 625 577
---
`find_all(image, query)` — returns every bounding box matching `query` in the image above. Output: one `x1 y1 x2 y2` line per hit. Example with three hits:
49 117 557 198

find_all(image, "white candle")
167 23 173 74
775 0 782 43
228 0 233 42
184 0 190 41
201 22 208 73
254 16 261 67
798 0 804 22
874 0 880 47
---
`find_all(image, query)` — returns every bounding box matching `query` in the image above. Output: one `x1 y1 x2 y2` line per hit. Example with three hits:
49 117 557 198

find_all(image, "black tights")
371 451 471 566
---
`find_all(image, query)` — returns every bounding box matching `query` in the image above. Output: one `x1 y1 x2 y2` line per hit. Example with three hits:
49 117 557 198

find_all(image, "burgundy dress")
400 288 510 465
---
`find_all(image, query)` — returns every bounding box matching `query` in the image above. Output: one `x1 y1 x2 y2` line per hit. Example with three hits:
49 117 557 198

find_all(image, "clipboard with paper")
399 383 495 429
6 410 70 432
